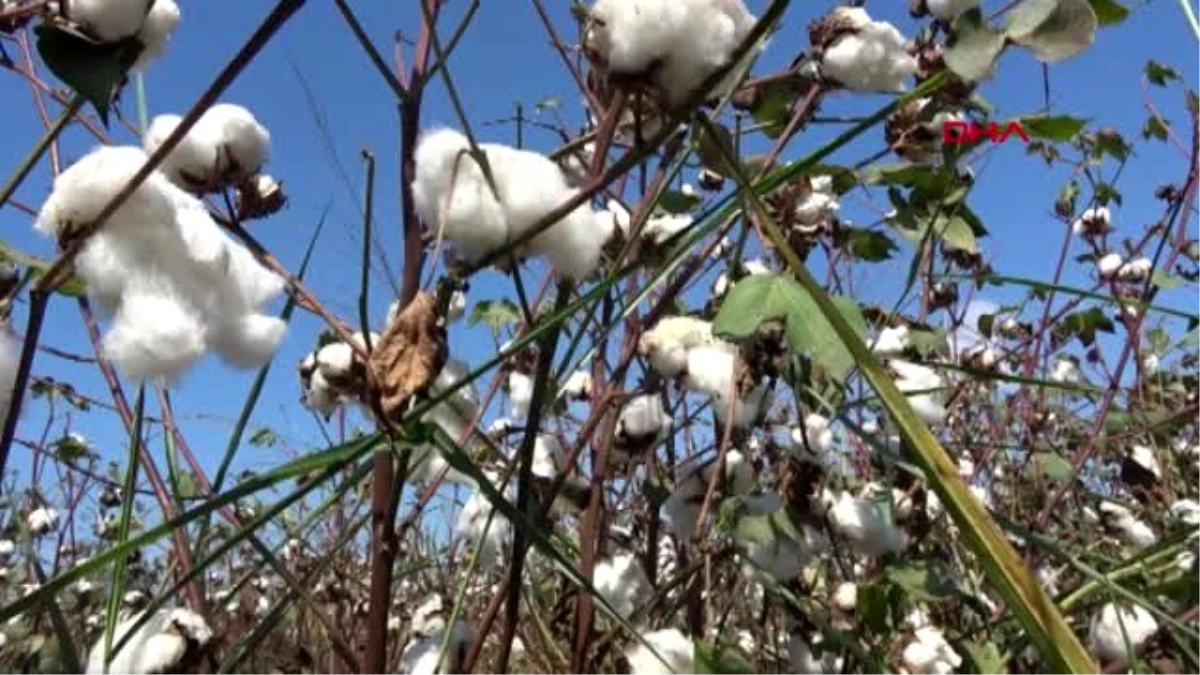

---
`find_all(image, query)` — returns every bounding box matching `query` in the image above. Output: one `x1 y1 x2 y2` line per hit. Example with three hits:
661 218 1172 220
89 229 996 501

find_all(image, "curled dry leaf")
369 291 448 421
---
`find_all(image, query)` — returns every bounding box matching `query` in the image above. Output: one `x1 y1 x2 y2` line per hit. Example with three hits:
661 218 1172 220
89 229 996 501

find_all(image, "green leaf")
698 122 737 177
1005 0 1098 63
749 79 804 138
887 561 961 602
1150 269 1183 290
713 273 866 381
1142 116 1170 142
964 641 1010 674
844 228 899 261
857 583 892 633
468 299 521 333
53 435 91 462
695 640 752 674
34 25 139 126
1092 128 1132 162
248 427 277 448
734 512 775 545
944 9 1008 82
658 189 701 214
1030 452 1073 481
1056 306 1116 347
1145 60 1181 87
0 241 86 298
1087 0 1130 26
1022 115 1088 142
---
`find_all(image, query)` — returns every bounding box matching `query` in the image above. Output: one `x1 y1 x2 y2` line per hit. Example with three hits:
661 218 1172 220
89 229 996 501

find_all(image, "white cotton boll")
1119 256 1152 282
35 146 176 240
302 369 339 418
85 607 212 675
588 0 757 104
1170 499 1200 526
639 316 714 377
1088 603 1158 663
794 177 839 226
901 626 963 675
102 285 207 383
1050 357 1082 385
1072 207 1110 236
1128 444 1162 480
68 0 150 42
508 371 534 418
741 528 814 582
820 9 918 93
413 128 510 262
131 0 181 72
316 342 356 381
0 539 13 560
144 114 221 191
712 381 771 429
28 507 59 536
532 203 612 280
617 394 671 443
428 359 480 422
624 628 695 675
832 582 858 612
872 325 910 356
210 314 286 368
532 434 564 478
890 360 946 425
683 342 736 395
1097 252 1124 279
198 104 270 180
560 370 593 400
169 189 230 268
410 596 446 637
825 490 907 557
593 553 650 620
456 489 510 569
446 290 467 323
1099 501 1158 549
926 0 979 20
398 621 474 675
792 413 835 456
643 213 693 246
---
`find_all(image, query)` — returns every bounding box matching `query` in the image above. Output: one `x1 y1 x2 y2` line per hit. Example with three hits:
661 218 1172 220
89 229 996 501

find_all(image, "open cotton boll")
428 359 481 422
35 146 176 240
1118 256 1152 282
740 523 826 582
624 628 695 675
398 621 474 675
593 552 650 620
1088 603 1158 663
822 489 907 557
1099 501 1157 549
199 103 270 181
507 371 534 418
642 213 693 246
683 342 737 395
1128 444 1162 480
1097 252 1124 279
102 285 208 384
85 607 212 675
890 360 946 425
455 488 511 569
639 315 715 377
588 0 757 105
131 0 181 71
412 128 510 263
616 394 671 445
819 8 917 93
901 626 963 675
794 176 839 227
27 507 59 536
926 0 979 20
560 370 593 400
1170 499 1200 526
872 325 910 356
712 381 772 429
1072 207 1111 237
209 313 287 368
792 413 835 456
832 582 858 612
68 0 152 42
144 114 221 192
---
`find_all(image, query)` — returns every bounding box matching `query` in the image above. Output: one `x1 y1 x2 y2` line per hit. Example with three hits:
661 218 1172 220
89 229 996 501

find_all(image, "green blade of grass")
100 385 146 673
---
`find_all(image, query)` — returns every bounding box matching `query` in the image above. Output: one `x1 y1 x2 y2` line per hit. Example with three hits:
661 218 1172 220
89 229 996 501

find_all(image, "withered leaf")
369 291 448 421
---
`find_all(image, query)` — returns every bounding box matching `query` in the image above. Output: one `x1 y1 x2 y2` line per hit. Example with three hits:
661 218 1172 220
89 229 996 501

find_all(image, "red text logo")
942 120 1031 145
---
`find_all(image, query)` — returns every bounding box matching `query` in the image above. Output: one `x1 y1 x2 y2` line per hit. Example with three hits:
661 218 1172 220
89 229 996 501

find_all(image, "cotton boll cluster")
145 104 270 194
1072 207 1112 238
1099 501 1157 549
815 7 918 93
398 620 475 675
37 146 287 383
623 628 695 675
793 176 840 231
888 360 947 425
594 552 651 621
1087 603 1159 663
412 128 612 281
85 607 212 675
297 336 374 420
65 1 181 72
815 489 907 557
27 507 59 536
901 626 963 675
638 316 715 377
585 0 758 105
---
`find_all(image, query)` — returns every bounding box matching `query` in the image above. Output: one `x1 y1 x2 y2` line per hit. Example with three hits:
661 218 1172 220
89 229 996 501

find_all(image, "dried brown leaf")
369 291 448 421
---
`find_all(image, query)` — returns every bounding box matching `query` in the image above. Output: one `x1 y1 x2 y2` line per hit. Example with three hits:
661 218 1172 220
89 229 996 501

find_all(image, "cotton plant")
84 607 212 675
34 144 288 384
812 7 918 93
411 127 613 280
584 0 758 104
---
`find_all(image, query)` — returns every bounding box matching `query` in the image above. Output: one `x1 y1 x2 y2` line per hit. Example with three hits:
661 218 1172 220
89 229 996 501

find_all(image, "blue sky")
0 1 1196 511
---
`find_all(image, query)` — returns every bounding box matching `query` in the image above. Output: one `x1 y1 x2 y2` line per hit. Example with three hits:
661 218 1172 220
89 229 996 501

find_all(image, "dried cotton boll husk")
623 628 695 675
85 607 213 675
586 0 758 105
593 552 650 620
101 283 208 384
35 146 177 242
67 0 152 42
131 0 181 72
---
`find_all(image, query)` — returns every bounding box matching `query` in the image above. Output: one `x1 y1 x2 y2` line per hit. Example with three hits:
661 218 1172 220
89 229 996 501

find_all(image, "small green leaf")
0 241 86 298
749 79 804 138
964 640 1010 674
734 512 775 545
658 189 701 214
887 561 961 602
1092 128 1132 162
844 228 899 262
468 299 521 333
944 9 1008 82
977 313 996 338
1022 115 1088 142
1087 0 1130 26
1149 269 1183 290
34 25 139 126
1055 307 1116 347
248 427 277 448
1030 452 1073 481
713 273 867 381
1005 0 1098 63
694 640 752 674
857 584 892 633
1145 60 1181 87
1142 116 1170 142
54 435 91 462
